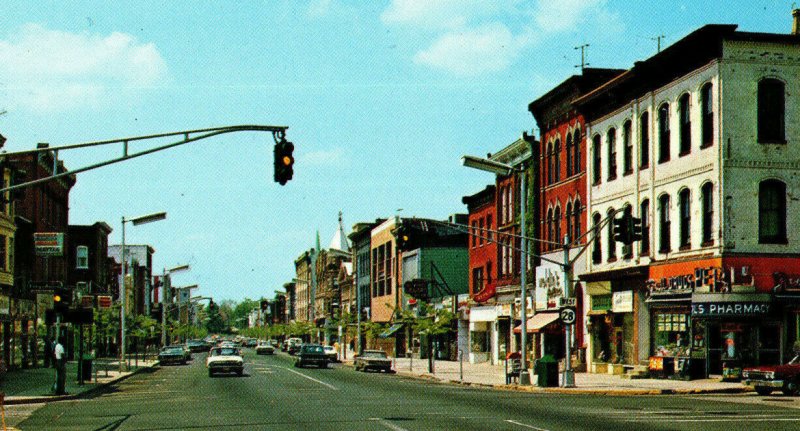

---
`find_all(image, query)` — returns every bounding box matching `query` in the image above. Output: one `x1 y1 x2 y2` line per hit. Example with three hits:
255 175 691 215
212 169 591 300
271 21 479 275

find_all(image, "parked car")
245 338 258 348
743 355 800 396
207 346 244 377
187 339 209 353
354 350 393 373
268 339 279 347
256 341 275 355
294 344 329 368
159 346 189 365
286 338 303 355
323 345 339 362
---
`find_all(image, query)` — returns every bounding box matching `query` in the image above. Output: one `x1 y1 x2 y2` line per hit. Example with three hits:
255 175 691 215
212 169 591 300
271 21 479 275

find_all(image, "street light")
461 154 532 385
160 264 190 347
120 211 167 371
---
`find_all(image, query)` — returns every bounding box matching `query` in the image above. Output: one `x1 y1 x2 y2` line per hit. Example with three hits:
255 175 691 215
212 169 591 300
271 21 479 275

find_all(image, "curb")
3 364 157 406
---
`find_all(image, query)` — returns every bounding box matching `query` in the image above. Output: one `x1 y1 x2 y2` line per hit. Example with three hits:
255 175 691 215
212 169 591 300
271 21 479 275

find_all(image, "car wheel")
294 362 301 368
209 370 214 377
237 370 243 377
755 387 773 396
782 382 799 396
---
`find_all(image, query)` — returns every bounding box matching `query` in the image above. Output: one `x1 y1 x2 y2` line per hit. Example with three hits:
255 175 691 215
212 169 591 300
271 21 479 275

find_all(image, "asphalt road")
11 349 800 430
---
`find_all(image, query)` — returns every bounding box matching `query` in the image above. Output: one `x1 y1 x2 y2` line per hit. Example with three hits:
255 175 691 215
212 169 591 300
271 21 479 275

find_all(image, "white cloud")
0 23 168 113
534 0 621 34
381 0 499 30
414 23 531 76
300 147 348 167
307 0 333 18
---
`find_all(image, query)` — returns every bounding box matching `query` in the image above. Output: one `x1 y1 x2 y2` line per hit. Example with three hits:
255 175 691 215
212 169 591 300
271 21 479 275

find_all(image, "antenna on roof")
651 35 666 53
574 44 590 72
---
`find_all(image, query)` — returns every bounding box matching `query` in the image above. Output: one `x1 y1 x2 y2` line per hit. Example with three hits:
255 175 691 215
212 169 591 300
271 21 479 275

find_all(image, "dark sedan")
294 344 329 368
159 346 188 365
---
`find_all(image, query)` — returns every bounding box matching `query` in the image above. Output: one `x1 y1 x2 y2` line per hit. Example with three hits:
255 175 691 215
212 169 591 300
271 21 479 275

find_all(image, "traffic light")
629 216 643 242
53 291 68 313
395 225 411 250
273 139 294 185
612 214 630 244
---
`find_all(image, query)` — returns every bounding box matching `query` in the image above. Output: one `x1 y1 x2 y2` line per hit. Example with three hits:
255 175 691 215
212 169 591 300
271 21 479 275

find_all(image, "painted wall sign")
612 290 633 313
691 302 772 317
34 232 65 256
773 272 800 292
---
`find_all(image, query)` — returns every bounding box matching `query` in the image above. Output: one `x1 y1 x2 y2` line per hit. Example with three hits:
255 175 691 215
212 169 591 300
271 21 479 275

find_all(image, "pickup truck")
742 355 800 396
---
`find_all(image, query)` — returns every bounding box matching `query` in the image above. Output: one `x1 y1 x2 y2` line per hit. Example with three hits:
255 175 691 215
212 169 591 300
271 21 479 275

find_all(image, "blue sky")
0 1 793 302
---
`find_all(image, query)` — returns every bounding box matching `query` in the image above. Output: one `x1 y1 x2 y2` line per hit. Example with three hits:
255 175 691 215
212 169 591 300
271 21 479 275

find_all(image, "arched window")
758 79 786 144
640 199 650 255
592 134 601 184
554 139 561 183
701 83 713 147
679 93 691 155
547 208 554 251
554 206 562 247
566 202 573 243
639 111 650 168
566 133 574 177
658 103 670 163
701 182 713 244
659 194 671 253
573 130 581 175
679 188 691 248
592 213 602 264
607 128 617 180
546 143 554 185
607 208 617 261
573 199 581 242
759 179 787 244
623 120 633 175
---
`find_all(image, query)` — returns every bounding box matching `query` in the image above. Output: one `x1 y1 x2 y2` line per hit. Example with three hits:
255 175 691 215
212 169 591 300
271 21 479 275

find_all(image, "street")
7 350 800 431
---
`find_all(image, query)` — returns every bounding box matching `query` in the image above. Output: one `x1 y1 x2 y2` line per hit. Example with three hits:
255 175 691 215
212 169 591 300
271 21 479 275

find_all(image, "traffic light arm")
0 125 289 194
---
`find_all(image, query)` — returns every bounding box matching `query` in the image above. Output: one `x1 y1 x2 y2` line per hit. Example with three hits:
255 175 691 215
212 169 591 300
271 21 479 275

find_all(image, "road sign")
560 307 576 325
558 297 576 308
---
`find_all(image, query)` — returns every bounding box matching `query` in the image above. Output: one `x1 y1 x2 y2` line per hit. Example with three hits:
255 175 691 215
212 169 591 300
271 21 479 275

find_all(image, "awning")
513 312 560 334
379 323 404 339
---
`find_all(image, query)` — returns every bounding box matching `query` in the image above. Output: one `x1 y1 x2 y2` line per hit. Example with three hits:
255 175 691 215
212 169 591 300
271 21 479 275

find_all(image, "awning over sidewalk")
378 323 404 339
513 312 560 334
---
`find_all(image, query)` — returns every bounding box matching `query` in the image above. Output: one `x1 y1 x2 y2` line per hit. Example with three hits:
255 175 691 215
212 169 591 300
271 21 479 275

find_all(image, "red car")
743 355 800 396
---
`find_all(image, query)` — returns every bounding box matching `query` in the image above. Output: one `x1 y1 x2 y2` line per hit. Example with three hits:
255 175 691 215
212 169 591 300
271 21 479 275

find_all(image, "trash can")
79 355 93 381
536 355 558 387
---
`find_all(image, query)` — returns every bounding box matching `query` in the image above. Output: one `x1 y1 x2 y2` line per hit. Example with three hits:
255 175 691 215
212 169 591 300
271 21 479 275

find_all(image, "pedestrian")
53 338 66 395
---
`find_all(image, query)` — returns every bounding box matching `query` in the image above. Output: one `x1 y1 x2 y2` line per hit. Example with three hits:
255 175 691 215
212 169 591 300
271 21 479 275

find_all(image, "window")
679 189 691 249
573 130 581 175
554 139 561 183
701 183 713 245
554 206 562 247
592 134 601 184
658 103 670 163
547 143 554 185
759 180 787 244
607 128 617 180
607 208 616 261
622 205 633 259
659 195 671 253
566 133 573 177
76 245 89 269
472 267 484 292
640 112 650 168
701 83 713 147
507 187 514 223
623 120 633 175
592 213 602 264
471 221 477 248
679 93 691 155
566 202 573 243
640 199 650 255
547 208 554 251
487 215 493 242
758 79 786 143
572 199 581 242
478 218 485 246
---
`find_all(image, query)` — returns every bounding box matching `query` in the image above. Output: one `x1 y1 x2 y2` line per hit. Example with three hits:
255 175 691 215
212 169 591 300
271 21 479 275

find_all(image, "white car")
323 345 339 362
206 346 244 377
256 341 275 355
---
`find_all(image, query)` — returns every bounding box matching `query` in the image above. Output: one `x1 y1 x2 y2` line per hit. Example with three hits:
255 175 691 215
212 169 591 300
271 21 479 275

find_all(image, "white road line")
283 367 337 390
369 418 411 431
505 419 552 431
625 417 800 423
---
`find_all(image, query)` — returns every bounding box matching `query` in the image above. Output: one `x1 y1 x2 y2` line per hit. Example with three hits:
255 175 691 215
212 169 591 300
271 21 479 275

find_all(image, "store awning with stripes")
513 312 560 334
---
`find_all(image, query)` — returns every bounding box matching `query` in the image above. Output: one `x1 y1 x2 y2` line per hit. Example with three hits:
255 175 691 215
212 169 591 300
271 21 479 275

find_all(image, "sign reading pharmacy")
34 232 65 256
691 302 772 317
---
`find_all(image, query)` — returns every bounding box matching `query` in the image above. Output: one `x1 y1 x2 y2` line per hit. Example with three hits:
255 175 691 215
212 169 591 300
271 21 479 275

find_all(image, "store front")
468 305 495 363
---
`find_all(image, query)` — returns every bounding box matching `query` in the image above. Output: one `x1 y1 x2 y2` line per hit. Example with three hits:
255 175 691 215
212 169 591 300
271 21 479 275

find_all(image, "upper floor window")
640 111 650 168
507 186 514 223
566 202 573 243
592 213 602 264
758 79 786 144
679 189 691 249
759 179 787 244
566 133 574 177
572 130 581 175
640 199 650 255
471 221 477 248
607 208 617 261
659 194 671 253
607 128 617 180
679 93 692 155
658 103 671 163
554 206 562 246
546 143 554 185
77 245 89 269
487 215 493 242
547 208 554 251
592 134 602 184
701 183 713 244
554 139 561 183
701 83 713 147
572 199 581 242
478 218 485 246
623 120 633 175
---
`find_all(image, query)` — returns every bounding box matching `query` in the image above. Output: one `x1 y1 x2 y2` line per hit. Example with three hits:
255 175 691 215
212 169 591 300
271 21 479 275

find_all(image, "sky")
0 1 794 303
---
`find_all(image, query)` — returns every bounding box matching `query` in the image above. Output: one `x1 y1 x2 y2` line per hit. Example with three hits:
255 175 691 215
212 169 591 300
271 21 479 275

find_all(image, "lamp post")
462 155 531 385
160 264 190 347
120 211 166 371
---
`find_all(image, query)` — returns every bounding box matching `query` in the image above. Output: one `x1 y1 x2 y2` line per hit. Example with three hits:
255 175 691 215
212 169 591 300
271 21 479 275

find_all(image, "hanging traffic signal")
395 225 411 250
629 216 643 243
612 214 630 245
273 139 294 185
54 292 68 312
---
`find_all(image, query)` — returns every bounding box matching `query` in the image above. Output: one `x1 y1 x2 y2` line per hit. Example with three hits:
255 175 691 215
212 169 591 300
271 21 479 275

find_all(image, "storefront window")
652 312 690 357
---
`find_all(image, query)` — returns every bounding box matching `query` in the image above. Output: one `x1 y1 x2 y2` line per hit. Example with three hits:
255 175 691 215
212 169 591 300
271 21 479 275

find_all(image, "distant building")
108 244 154 316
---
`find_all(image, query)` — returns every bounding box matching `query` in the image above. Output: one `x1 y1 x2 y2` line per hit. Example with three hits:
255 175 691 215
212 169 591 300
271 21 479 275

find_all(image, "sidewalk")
1 358 157 405
344 356 753 396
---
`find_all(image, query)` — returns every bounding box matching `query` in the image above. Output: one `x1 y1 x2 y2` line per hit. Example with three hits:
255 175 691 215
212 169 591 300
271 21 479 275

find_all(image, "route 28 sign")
560 307 577 325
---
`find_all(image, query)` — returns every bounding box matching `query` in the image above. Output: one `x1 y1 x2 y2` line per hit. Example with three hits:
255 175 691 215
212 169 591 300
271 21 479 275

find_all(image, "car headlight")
742 371 749 378
766 371 775 380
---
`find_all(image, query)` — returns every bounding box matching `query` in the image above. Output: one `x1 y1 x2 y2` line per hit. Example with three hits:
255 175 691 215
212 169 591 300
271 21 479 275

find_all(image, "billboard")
34 232 65 256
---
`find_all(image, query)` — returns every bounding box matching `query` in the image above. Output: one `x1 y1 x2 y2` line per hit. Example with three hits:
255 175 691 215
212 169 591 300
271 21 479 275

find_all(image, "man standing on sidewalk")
53 339 66 395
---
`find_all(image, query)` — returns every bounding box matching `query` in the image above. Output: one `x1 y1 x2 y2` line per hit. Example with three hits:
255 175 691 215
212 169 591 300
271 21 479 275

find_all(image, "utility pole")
652 35 665 53
574 44 590 72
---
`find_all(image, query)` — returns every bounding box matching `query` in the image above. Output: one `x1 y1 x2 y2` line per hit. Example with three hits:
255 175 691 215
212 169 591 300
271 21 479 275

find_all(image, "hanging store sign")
472 281 496 303
403 279 429 301
691 302 772 317
34 232 65 256
98 295 113 309
612 291 633 313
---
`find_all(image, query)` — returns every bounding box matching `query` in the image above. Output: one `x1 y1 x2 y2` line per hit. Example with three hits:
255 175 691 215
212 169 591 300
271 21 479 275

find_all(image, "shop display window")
652 312 690 357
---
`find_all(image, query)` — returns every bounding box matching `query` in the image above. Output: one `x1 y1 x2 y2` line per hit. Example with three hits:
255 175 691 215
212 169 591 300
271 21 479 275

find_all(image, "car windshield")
303 345 323 354
364 351 387 358
163 347 183 354
213 348 238 356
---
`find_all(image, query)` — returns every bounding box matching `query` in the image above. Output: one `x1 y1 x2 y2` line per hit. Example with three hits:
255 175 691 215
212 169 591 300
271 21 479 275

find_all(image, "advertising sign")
612 290 633 313
98 295 113 309
34 232 65 256
691 302 771 317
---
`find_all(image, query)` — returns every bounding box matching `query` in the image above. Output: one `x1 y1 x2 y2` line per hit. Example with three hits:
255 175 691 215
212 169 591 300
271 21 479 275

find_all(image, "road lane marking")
369 418 410 431
624 417 800 423
506 420 552 431
283 367 337 390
